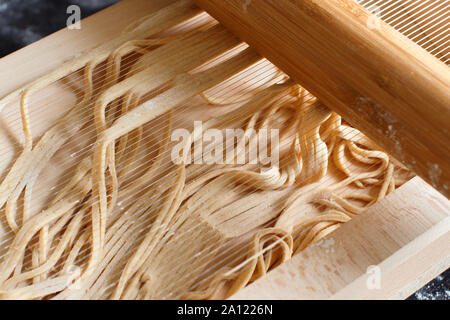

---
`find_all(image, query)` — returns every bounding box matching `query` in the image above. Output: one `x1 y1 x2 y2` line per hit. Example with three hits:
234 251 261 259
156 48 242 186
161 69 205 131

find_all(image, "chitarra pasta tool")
0 0 448 299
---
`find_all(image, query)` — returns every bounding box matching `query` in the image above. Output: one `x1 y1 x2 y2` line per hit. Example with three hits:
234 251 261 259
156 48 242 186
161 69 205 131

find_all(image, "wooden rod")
194 0 450 197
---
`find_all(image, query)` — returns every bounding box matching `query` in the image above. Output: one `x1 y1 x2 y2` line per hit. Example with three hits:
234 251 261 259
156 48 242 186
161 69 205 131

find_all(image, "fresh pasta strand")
0 5 413 300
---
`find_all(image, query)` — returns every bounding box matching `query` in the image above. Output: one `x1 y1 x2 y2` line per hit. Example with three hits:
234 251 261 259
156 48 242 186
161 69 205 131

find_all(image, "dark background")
0 0 448 300
0 0 119 57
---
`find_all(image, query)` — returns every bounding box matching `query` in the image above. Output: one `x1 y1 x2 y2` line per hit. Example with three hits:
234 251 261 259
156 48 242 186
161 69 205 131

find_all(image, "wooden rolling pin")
194 0 450 198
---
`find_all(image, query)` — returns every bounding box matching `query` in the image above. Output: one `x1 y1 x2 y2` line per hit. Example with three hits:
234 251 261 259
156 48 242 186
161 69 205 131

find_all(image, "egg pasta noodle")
0 1 412 299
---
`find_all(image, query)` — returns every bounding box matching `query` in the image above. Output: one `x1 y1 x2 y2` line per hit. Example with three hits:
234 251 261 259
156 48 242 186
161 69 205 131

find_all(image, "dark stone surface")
0 0 448 300
408 268 449 300
0 0 119 57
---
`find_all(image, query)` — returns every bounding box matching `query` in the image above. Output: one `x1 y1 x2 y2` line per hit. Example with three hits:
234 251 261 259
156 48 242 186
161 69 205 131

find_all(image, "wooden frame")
0 0 448 300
